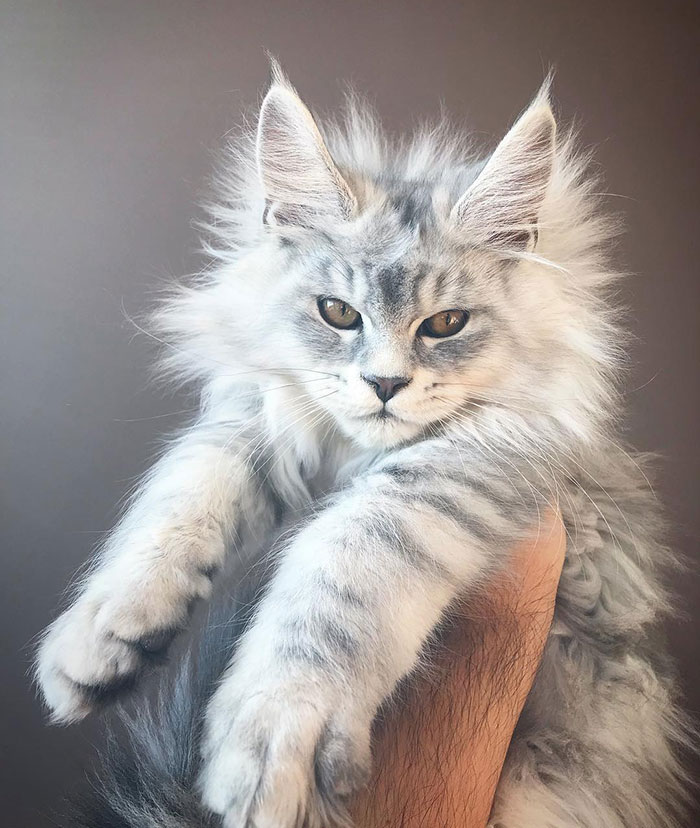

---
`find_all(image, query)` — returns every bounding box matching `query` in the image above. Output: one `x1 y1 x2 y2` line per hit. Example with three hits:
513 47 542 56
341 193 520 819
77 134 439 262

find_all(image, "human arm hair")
353 511 566 828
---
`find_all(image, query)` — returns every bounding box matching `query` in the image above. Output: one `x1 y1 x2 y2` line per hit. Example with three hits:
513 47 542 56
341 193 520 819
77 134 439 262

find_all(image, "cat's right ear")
256 66 356 228
450 87 556 251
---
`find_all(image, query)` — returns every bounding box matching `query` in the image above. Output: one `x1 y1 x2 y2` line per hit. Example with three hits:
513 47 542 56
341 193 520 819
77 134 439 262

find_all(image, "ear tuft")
256 66 356 228
451 88 556 251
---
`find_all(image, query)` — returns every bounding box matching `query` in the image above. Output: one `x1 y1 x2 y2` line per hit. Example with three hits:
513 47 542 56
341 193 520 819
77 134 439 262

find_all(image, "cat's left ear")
256 65 357 227
451 90 556 251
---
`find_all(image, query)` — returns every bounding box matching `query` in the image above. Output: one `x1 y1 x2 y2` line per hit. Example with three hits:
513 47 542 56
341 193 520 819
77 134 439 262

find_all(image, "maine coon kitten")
35 66 692 828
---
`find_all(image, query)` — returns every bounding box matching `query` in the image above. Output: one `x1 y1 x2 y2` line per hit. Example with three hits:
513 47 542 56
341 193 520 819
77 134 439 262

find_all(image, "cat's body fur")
36 68 691 827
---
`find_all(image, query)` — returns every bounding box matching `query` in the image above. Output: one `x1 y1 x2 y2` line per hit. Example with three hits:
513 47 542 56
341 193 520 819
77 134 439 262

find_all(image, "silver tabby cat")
35 65 691 827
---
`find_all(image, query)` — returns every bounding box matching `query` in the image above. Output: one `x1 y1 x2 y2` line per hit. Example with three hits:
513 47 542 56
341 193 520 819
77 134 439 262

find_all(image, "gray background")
2 1 698 824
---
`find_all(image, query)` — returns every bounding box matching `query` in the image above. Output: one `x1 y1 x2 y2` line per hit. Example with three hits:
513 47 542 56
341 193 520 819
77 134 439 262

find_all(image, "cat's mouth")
348 408 401 422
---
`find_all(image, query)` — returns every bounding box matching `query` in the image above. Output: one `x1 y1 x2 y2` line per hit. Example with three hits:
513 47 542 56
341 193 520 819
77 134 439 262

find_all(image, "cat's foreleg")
35 417 272 723
199 443 532 827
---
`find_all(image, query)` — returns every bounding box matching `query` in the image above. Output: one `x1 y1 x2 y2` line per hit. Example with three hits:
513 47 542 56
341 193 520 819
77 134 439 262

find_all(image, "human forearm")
353 512 566 828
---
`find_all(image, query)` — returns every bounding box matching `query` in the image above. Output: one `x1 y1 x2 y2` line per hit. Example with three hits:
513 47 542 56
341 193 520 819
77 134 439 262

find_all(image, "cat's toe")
315 719 372 808
35 605 141 722
122 625 182 660
200 696 319 826
35 598 184 722
200 683 371 828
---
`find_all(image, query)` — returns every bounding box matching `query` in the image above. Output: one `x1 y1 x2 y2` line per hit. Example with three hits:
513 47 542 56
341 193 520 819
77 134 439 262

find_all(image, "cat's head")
160 68 621 451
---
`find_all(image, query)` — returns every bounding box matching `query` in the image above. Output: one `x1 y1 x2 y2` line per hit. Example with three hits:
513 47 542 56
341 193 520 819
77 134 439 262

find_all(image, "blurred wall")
2 1 698 824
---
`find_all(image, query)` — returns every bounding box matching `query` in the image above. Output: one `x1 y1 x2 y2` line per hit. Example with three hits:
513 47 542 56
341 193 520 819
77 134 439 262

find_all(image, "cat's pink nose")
361 375 411 403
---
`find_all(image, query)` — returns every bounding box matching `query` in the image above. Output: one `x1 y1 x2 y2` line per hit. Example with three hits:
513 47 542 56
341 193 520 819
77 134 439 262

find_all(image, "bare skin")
353 511 566 828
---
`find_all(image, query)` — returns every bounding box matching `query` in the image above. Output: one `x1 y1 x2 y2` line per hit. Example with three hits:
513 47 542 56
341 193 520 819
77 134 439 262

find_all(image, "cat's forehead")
286 190 496 317
327 212 481 314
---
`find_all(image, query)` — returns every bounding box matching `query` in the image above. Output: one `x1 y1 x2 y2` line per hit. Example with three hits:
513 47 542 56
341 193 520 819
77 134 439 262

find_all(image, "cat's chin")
339 413 424 450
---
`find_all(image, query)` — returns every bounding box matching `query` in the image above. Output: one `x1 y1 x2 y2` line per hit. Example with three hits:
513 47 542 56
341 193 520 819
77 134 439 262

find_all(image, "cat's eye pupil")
317 297 361 330
419 308 469 338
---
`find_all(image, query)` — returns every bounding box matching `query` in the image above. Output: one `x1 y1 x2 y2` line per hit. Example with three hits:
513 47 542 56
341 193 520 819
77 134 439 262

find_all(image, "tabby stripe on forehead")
342 262 355 292
374 264 410 310
433 270 449 297
410 264 431 306
319 256 355 294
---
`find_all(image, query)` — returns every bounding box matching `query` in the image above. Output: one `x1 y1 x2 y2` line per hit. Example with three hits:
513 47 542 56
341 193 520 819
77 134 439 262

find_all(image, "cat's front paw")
199 677 372 827
36 530 222 722
35 596 157 723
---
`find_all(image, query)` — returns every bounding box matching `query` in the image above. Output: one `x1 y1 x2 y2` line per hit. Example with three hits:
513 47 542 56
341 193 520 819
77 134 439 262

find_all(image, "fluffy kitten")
36 65 692 827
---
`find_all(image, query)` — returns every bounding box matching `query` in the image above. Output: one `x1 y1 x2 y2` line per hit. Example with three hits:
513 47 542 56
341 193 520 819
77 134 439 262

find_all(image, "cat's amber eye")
418 309 470 338
317 297 362 330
